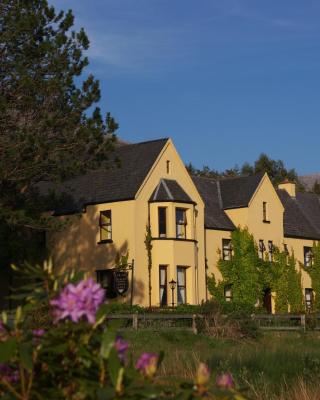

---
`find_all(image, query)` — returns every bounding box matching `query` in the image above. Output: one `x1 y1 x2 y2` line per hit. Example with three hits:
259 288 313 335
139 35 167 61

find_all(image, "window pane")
158 208 167 237
177 287 185 304
160 268 166 285
222 239 231 260
177 269 185 286
159 266 167 306
176 209 185 224
100 210 112 241
101 226 111 240
177 267 186 305
101 211 111 224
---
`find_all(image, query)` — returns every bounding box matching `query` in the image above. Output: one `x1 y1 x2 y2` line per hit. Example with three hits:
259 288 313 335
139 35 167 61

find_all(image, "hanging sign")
114 270 129 295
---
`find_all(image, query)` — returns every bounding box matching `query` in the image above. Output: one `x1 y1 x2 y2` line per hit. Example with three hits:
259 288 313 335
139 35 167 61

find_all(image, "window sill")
153 237 197 243
263 220 271 224
97 239 113 245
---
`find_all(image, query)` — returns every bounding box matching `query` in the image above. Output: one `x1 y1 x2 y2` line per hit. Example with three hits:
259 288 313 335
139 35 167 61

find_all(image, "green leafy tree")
242 153 299 186
0 0 117 266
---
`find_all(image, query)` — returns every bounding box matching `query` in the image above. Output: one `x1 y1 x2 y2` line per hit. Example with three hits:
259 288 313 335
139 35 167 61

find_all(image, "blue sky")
51 0 320 174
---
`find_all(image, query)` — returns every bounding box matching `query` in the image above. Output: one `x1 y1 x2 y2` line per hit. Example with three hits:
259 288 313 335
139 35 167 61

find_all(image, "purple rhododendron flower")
114 336 129 363
32 329 45 337
216 373 234 389
50 278 105 324
0 364 19 383
136 353 158 378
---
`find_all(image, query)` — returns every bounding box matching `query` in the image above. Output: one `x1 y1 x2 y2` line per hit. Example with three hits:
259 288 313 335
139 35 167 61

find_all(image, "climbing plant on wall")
273 250 303 313
144 224 153 308
208 228 265 312
302 242 320 311
208 227 303 313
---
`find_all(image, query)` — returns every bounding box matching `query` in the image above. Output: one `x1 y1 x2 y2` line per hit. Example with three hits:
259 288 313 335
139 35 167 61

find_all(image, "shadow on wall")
48 214 145 304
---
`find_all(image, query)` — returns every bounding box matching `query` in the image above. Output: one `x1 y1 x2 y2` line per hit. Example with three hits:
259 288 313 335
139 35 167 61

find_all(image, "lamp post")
169 279 176 308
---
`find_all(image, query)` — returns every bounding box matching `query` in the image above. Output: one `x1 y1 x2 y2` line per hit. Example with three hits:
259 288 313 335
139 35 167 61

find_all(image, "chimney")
278 179 296 198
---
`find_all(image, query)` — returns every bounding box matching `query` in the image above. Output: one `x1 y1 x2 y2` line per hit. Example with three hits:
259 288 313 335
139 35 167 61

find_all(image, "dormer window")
263 202 270 223
304 247 313 267
259 240 266 259
222 239 232 261
176 208 187 239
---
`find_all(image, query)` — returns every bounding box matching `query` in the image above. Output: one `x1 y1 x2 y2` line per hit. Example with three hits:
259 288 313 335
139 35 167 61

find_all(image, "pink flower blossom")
216 373 234 389
136 353 158 378
32 329 45 337
50 278 105 324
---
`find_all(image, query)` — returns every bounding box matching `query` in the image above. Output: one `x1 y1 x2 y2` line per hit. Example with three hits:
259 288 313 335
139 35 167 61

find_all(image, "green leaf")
0 338 17 363
100 329 116 360
19 342 33 371
108 347 121 387
94 303 109 327
96 387 115 399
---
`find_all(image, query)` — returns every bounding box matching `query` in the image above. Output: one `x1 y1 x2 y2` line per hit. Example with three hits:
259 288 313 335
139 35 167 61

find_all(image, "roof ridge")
125 138 169 147
216 181 223 209
161 179 173 200
217 171 264 182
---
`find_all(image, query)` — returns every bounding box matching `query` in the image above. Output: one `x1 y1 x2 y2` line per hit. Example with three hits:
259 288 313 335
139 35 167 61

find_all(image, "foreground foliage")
0 262 246 399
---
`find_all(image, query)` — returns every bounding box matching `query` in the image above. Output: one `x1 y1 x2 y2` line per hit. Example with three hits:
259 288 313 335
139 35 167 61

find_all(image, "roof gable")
218 172 264 209
42 138 169 214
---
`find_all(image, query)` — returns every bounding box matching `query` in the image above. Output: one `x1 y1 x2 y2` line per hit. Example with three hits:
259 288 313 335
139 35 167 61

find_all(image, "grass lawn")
122 329 320 399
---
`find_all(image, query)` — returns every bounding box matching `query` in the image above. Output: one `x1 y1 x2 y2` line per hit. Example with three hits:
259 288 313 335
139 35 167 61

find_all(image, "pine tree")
0 0 117 264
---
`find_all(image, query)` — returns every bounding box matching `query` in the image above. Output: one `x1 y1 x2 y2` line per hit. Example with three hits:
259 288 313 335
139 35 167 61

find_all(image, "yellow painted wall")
48 139 206 307
133 139 206 306
247 174 284 248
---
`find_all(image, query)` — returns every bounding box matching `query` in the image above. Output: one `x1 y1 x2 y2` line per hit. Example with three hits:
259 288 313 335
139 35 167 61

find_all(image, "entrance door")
263 288 272 314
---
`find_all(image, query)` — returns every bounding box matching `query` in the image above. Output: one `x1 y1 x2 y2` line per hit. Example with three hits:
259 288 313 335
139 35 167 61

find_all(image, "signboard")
114 270 129 295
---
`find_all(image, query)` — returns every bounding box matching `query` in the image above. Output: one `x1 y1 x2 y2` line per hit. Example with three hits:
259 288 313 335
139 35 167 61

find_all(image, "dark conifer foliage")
0 0 117 267
0 0 117 227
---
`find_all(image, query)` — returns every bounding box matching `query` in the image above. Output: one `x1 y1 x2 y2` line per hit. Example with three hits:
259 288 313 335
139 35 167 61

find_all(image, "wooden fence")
105 313 320 333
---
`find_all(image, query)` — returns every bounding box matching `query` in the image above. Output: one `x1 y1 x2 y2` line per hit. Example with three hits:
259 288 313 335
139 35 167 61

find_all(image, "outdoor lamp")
169 279 176 308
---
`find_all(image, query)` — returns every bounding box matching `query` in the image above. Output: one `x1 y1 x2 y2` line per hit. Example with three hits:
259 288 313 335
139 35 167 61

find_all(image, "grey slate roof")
192 176 235 230
277 189 320 240
43 138 168 214
218 172 265 209
150 179 194 203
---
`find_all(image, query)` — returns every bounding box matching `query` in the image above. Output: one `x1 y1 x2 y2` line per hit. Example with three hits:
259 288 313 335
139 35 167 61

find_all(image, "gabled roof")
218 172 264 209
277 189 320 240
150 179 194 203
42 138 169 215
192 176 235 230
